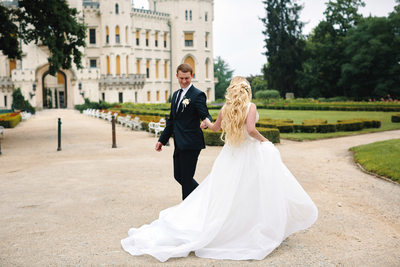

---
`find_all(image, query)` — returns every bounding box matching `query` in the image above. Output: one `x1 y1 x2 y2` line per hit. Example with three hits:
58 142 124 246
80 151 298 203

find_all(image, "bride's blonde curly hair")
221 76 252 146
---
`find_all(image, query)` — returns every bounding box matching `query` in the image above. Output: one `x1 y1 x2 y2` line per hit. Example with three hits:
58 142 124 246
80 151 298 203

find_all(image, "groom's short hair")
177 63 193 75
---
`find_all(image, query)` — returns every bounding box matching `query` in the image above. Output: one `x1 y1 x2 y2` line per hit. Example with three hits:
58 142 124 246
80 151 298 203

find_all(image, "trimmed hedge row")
256 118 381 133
392 114 400 123
208 103 400 112
0 113 22 128
203 127 280 146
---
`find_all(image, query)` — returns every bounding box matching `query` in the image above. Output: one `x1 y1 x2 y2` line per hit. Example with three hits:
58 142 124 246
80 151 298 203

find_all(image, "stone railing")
99 74 146 88
132 8 170 18
83 0 99 8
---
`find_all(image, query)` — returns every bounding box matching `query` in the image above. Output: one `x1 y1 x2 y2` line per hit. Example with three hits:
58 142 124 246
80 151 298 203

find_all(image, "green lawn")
209 109 400 141
350 139 400 183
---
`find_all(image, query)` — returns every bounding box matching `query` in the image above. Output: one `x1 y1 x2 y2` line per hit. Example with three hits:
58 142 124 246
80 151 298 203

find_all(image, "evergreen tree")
0 0 86 75
261 0 305 97
214 56 234 100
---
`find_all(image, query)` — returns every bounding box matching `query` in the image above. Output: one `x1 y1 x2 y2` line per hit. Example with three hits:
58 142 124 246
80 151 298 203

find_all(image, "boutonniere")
182 97 191 108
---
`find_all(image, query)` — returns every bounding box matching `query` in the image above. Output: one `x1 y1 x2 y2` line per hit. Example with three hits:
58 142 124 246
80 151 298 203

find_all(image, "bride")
121 76 318 262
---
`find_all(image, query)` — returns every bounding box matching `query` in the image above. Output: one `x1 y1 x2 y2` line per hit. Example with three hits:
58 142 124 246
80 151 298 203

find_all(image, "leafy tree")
0 5 21 59
297 0 365 97
338 1 400 98
261 0 305 97
213 56 234 100
0 0 86 75
247 75 268 96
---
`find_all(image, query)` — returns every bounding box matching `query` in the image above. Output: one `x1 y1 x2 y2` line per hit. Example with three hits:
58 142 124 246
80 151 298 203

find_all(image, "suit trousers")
173 148 201 200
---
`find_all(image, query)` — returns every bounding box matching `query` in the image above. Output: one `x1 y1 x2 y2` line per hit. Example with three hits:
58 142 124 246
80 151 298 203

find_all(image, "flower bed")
0 112 22 128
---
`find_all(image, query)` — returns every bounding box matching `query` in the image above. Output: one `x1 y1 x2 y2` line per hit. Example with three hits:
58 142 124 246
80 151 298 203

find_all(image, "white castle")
0 0 215 110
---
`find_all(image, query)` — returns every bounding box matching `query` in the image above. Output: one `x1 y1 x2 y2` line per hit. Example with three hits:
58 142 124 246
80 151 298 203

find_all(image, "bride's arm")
203 109 222 132
246 103 268 142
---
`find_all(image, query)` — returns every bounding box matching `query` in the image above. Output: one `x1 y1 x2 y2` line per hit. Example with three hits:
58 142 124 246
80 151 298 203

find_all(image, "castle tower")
151 0 214 101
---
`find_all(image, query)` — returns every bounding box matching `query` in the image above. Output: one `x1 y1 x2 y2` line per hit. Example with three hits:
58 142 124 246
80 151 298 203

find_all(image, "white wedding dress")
121 104 318 262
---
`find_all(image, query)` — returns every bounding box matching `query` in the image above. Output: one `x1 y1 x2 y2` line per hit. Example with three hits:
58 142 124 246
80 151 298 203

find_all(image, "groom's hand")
155 142 163 152
200 121 208 129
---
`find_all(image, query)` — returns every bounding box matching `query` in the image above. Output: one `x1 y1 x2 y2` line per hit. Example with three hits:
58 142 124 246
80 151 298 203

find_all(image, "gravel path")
0 109 399 266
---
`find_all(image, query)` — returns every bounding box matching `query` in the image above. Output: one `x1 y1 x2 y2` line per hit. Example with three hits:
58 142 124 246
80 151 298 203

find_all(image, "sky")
134 0 397 77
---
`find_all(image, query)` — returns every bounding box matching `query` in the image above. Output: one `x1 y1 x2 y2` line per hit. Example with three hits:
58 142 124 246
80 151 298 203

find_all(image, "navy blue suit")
158 85 212 199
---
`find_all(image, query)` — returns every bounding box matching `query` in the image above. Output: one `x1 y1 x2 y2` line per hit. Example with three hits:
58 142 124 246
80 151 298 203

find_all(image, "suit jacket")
158 85 212 150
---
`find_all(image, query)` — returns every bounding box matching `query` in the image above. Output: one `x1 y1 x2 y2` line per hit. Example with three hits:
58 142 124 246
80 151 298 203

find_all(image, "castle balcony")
99 74 146 89
0 77 14 91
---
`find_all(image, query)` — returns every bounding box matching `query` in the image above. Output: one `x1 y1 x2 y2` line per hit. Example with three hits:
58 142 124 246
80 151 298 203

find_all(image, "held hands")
200 118 211 129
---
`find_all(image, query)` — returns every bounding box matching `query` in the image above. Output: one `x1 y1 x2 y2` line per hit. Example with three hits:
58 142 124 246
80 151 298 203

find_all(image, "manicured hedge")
203 127 280 146
0 113 22 128
392 114 400 123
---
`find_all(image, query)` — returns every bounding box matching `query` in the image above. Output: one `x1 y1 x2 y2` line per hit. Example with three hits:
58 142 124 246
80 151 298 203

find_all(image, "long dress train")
121 105 318 262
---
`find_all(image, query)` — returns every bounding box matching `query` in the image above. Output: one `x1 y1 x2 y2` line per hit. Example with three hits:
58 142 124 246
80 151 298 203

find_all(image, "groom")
155 63 212 200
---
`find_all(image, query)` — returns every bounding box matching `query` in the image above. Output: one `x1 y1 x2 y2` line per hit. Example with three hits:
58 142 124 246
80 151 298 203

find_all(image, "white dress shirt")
176 83 192 111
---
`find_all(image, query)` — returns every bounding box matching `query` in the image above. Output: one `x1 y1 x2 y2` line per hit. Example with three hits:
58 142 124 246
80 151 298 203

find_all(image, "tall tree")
214 56 234 100
338 1 400 98
261 0 305 97
0 0 86 75
297 0 365 97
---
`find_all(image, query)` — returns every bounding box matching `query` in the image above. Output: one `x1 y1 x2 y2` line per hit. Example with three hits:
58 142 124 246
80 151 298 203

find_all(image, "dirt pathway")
0 109 399 266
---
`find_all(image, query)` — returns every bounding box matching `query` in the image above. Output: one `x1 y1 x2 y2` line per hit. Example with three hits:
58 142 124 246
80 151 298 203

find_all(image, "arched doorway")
42 70 67 108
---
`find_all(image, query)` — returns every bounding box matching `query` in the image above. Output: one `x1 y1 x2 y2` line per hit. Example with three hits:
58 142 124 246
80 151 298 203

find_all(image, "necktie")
176 89 183 112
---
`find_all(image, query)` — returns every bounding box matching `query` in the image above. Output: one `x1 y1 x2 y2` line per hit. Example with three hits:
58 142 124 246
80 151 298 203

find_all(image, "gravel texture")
0 109 399 266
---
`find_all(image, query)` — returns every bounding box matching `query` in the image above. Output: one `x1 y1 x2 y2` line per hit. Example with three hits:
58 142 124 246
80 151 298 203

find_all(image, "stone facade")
0 0 214 110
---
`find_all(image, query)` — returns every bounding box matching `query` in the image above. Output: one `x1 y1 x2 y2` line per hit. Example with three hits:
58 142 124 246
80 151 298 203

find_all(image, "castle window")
185 10 188 21
190 10 192 21
126 55 129 75
90 59 97 68
116 55 121 75
205 59 209 79
184 56 195 78
163 33 167 48
115 26 120 44
205 32 209 48
9 59 16 77
155 60 159 79
102 92 105 101
136 59 141 74
106 56 110 74
119 92 123 103
164 60 168 79
146 60 150 78
145 31 149 47
106 26 109 44
156 91 159 101
4 95 7 108
125 26 129 44
89 29 96 44
184 32 193 47
136 30 140 45
147 91 151 102
155 32 158 47
115 3 119 14
165 91 168 102
205 12 208 22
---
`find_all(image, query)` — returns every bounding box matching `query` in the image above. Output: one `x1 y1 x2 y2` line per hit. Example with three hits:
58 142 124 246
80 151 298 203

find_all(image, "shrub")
392 114 400 123
317 123 337 133
303 119 327 124
12 88 35 114
255 90 280 99
336 120 364 131
276 123 294 133
258 127 280 143
0 113 22 128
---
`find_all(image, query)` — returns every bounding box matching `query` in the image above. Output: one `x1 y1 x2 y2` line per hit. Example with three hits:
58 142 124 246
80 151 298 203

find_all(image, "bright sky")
134 0 397 77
